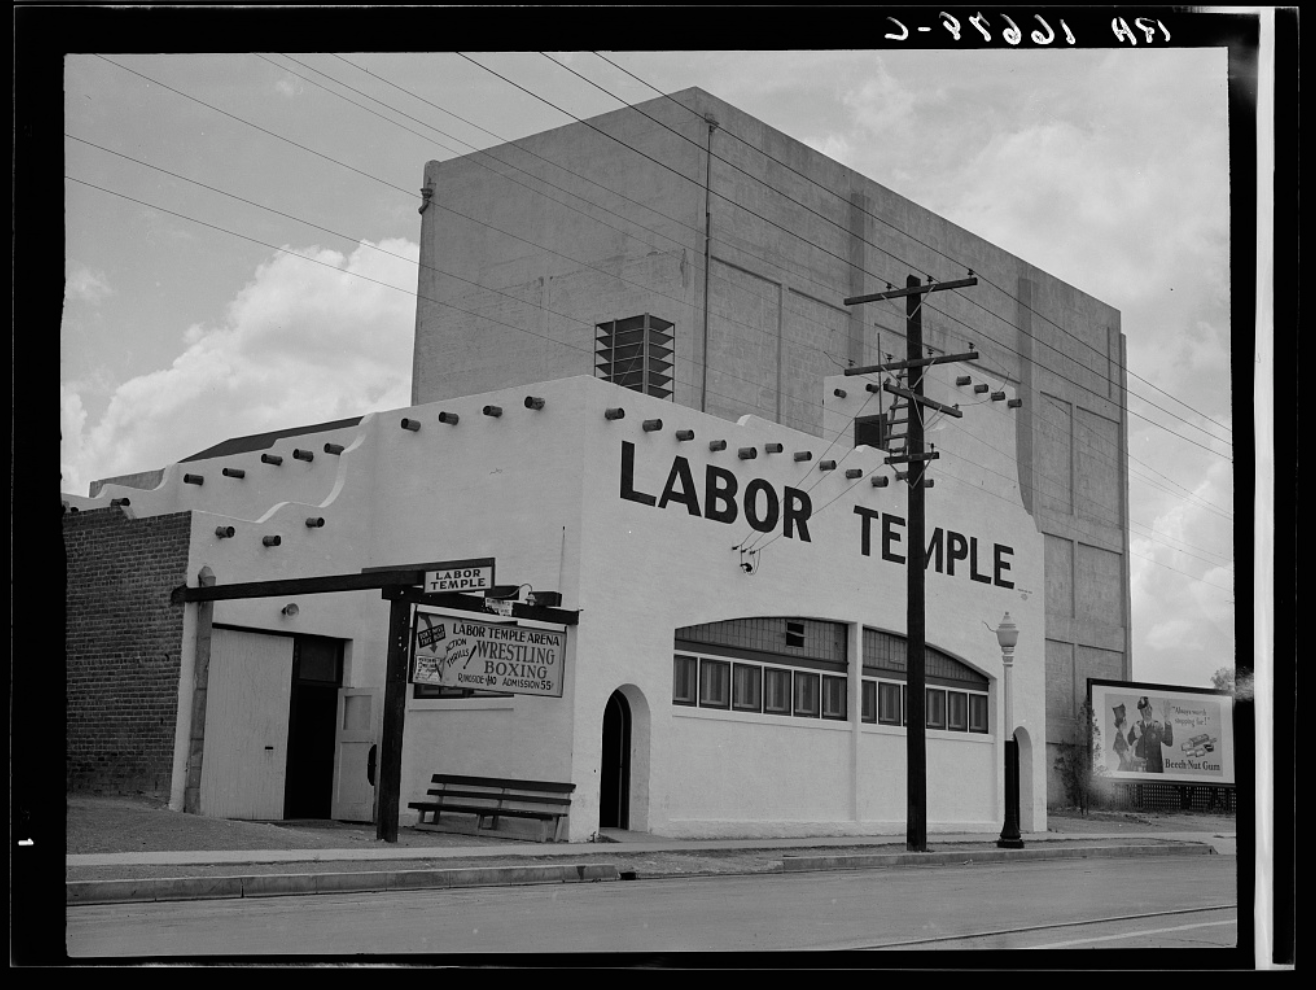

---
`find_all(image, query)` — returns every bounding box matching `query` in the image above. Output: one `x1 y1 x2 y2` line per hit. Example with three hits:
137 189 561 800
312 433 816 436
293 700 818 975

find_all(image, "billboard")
1088 679 1234 785
410 608 565 698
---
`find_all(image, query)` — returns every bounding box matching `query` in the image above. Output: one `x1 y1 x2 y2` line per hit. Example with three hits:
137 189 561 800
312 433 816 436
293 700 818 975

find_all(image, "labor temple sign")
618 440 1016 588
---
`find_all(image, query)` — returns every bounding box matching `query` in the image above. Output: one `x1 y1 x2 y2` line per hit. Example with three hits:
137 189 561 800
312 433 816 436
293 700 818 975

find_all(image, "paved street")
67 852 1236 958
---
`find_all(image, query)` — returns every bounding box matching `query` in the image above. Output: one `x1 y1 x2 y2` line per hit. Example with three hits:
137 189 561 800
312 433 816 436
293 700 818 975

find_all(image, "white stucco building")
64 370 1046 840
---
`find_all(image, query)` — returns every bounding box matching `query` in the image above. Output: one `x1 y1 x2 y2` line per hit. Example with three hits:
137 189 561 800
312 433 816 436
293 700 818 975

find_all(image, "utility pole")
845 272 978 852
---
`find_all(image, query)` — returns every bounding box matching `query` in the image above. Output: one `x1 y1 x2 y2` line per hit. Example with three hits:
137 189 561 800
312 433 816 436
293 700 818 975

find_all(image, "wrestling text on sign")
411 609 565 698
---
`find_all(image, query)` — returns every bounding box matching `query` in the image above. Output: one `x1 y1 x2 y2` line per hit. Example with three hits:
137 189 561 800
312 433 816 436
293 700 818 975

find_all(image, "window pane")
673 655 697 705
699 659 730 709
822 676 847 720
785 621 805 648
794 671 821 718
948 691 968 731
862 681 877 723
878 682 902 725
969 693 989 733
295 637 340 683
733 664 762 712
764 668 791 714
926 688 947 729
855 413 888 450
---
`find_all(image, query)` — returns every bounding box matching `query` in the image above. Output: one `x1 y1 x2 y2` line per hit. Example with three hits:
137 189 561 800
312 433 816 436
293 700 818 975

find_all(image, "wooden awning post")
377 594 412 843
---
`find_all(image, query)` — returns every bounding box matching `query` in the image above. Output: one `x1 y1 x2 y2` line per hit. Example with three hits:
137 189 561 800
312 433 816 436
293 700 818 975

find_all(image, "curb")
67 862 620 906
66 841 1217 905
782 840 1214 873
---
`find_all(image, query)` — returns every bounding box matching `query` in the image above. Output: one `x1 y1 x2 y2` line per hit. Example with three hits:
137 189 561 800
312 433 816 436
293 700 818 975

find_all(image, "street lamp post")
995 612 1025 849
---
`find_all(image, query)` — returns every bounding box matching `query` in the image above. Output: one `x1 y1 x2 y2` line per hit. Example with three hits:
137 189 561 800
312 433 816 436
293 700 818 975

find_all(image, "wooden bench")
408 774 575 843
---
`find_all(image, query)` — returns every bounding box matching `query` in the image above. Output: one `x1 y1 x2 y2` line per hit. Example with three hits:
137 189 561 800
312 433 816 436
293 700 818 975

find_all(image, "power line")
87 56 862 426
73 122 1232 546
738 353 1232 565
931 408 1234 566
101 52 1229 467
921 363 1235 521
69 170 1234 586
86 54 1230 524
466 51 1231 460
586 51 1235 444
93 56 419 203
745 416 1234 598
555 52 1232 450
262 53 687 260
267 52 891 376
63 174 856 435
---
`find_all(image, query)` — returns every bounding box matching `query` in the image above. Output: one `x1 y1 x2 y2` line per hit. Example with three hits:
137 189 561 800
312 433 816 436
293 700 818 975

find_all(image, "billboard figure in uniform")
1128 697 1173 773
1111 703 1134 771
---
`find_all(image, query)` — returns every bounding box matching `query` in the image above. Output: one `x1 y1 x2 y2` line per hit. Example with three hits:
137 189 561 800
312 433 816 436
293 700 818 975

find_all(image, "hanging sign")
423 558 495 594
411 609 565 698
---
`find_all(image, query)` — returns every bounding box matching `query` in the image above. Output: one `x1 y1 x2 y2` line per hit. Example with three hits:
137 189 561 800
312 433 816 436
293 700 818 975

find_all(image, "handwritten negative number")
940 11 1074 45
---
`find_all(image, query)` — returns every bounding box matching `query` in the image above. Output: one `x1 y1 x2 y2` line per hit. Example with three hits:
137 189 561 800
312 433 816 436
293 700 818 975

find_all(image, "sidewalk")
66 807 1234 906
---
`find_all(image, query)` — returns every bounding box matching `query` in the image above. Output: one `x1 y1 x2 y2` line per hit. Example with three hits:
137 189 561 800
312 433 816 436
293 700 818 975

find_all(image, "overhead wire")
84 54 1232 541
554 51 1232 450
87 55 859 428
744 407 1235 599
585 50 1234 444
920 370 1234 564
915 358 1234 521
63 173 863 438
292 52 902 367
67 169 1234 592
96 54 902 426
740 352 1232 571
101 52 1231 474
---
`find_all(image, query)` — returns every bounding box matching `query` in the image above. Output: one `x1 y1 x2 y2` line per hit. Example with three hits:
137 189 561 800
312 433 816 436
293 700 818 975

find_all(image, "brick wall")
64 508 191 797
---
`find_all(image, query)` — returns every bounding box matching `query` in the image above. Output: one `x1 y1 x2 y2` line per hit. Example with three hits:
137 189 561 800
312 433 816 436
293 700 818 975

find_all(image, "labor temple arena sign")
410 608 566 698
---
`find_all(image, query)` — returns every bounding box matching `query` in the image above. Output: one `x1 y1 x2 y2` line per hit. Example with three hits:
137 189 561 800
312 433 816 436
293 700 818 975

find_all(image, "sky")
59 47 1240 691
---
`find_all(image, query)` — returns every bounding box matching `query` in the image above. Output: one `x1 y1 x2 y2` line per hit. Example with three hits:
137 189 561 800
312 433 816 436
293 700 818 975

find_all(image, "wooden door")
331 687 381 822
199 628 294 819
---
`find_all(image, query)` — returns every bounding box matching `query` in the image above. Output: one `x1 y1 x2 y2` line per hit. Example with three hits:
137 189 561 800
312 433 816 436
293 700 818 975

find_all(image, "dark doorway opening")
600 690 631 830
284 636 343 819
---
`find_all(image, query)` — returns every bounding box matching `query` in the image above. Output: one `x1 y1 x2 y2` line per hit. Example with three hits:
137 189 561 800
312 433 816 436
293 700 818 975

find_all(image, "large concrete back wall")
64 507 192 797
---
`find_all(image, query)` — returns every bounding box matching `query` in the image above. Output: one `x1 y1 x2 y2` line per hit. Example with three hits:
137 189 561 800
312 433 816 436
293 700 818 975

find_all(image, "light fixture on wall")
737 547 759 574
484 583 532 601
281 603 299 618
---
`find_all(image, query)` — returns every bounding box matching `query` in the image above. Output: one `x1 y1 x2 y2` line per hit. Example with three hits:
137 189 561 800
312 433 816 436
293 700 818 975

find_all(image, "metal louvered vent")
596 314 674 399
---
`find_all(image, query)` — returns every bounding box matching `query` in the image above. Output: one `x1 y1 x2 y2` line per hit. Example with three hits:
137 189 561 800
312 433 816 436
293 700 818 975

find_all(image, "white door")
331 687 381 822
200 628 294 819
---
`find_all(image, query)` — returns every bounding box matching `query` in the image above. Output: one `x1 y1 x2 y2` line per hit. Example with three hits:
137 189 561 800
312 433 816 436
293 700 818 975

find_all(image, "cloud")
841 66 919 139
800 133 854 168
1129 455 1235 686
274 74 303 98
923 52 1228 309
65 264 114 304
60 238 419 496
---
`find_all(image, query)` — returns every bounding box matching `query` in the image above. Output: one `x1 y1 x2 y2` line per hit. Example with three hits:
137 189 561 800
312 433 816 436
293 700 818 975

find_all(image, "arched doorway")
600 690 631 830
1015 725 1036 833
